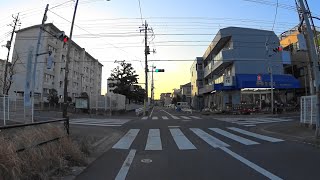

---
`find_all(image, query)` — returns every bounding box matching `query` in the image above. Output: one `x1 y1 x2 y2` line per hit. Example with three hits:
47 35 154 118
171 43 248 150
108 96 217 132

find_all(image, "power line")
137 0 144 24
271 0 279 31
48 9 143 61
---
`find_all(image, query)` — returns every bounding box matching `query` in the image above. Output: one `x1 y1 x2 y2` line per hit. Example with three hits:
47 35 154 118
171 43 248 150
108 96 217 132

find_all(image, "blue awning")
236 74 300 89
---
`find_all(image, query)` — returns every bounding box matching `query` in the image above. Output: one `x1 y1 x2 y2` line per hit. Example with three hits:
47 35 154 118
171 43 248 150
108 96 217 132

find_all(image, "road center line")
219 147 283 180
115 149 137 180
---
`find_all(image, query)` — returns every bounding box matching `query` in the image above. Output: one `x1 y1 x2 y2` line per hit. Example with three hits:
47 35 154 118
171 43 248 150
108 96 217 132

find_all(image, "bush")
0 124 87 179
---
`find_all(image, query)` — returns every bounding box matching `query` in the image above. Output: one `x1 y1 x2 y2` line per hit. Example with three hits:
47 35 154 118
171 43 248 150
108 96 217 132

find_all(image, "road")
75 107 320 180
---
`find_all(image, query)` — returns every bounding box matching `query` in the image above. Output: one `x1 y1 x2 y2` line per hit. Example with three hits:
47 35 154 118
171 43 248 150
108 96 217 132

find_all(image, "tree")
109 61 139 103
47 88 59 105
1 51 20 95
131 85 146 103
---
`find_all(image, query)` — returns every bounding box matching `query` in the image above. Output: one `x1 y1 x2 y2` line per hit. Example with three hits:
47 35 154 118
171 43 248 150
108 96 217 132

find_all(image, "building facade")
198 27 300 111
190 57 204 110
279 26 319 97
10 23 103 107
160 92 171 106
180 82 192 105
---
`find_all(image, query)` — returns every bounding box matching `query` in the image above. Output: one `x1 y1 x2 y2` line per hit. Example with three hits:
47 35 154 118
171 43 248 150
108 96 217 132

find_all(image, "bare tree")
1 52 19 95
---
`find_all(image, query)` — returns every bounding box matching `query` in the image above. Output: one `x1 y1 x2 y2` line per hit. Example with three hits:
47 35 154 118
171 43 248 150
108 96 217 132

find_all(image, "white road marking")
112 129 140 149
170 128 196 150
235 119 292 125
141 116 148 120
69 122 122 127
171 116 180 119
228 127 284 142
152 116 158 120
162 116 169 120
168 126 180 128
190 128 229 148
161 109 175 116
115 149 137 180
243 124 257 127
149 107 155 117
190 116 202 119
220 147 283 180
209 128 259 145
145 129 162 150
70 119 130 124
181 116 191 119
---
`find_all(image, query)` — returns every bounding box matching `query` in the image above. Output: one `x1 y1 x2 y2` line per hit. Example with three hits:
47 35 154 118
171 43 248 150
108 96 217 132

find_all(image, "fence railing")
300 95 317 125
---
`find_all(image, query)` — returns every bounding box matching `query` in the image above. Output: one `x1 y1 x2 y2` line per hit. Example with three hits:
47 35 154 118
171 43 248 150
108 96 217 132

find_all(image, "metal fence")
0 95 38 125
300 95 317 125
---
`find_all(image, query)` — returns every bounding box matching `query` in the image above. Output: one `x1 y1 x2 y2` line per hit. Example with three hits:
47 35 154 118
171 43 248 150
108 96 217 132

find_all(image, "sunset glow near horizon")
1 0 319 99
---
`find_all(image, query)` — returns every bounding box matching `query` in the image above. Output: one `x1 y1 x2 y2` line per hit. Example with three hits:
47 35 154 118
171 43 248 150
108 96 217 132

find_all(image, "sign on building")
224 76 233 86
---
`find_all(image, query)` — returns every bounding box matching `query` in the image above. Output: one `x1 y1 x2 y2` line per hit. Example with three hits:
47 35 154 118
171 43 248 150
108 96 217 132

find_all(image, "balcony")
199 84 214 95
203 49 234 78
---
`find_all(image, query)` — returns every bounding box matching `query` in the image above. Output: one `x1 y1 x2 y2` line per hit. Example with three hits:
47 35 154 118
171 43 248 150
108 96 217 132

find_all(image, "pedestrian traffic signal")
155 69 165 72
272 46 283 53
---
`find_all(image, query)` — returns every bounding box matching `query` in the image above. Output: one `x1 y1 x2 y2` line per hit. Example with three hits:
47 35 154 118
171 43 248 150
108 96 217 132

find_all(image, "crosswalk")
142 115 202 120
215 117 294 127
112 127 283 151
69 118 131 127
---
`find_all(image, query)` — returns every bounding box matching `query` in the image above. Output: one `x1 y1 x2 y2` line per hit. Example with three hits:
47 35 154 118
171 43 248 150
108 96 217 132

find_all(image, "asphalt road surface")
75 107 320 180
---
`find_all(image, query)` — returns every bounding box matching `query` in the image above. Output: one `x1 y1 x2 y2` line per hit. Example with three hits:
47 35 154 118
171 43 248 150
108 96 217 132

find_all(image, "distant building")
160 92 171 106
0 59 7 94
10 23 103 107
198 27 300 110
190 57 204 110
180 82 191 105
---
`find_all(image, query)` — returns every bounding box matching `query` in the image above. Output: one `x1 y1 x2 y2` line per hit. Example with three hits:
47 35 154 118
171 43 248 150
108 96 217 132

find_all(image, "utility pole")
151 65 156 105
3 13 20 95
31 4 49 122
297 0 320 137
63 0 79 118
144 21 149 115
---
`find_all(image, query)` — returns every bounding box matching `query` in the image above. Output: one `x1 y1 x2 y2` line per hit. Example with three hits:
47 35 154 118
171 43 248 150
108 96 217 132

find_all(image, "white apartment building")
10 23 103 107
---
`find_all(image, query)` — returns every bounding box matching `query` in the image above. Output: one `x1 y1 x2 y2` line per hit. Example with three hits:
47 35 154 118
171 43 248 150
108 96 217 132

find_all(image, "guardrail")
0 118 69 135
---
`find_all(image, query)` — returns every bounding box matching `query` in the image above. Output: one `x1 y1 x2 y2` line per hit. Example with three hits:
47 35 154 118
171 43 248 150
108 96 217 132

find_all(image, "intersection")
74 107 320 180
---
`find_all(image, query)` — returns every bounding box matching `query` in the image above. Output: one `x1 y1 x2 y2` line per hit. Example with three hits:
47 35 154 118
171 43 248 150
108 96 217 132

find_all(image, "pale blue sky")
0 0 319 98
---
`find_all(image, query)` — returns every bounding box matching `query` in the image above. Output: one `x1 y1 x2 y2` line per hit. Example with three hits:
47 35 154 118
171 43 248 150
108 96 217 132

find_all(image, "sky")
0 0 319 99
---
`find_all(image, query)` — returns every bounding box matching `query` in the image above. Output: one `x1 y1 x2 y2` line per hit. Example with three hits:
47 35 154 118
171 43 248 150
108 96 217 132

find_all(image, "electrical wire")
138 0 144 24
271 0 279 31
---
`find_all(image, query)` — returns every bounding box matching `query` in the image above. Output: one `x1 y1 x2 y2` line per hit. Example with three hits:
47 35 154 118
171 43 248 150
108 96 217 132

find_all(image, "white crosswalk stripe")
145 129 162 150
69 118 131 127
181 116 191 119
171 116 180 119
215 117 293 127
162 116 169 120
190 116 202 119
141 116 148 120
190 128 230 148
228 127 284 142
209 128 259 145
170 128 196 150
113 129 140 149
152 116 158 120
112 127 284 151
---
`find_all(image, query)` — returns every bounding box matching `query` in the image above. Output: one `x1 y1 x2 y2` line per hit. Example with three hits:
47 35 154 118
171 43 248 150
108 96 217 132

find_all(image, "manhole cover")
141 159 153 163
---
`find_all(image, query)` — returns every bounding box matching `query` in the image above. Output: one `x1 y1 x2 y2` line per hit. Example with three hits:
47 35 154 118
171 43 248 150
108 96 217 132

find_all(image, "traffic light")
272 46 283 53
56 31 69 43
155 69 165 72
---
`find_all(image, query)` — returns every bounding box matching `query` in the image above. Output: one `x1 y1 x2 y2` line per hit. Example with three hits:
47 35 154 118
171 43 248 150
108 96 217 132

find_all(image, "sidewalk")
255 121 320 147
